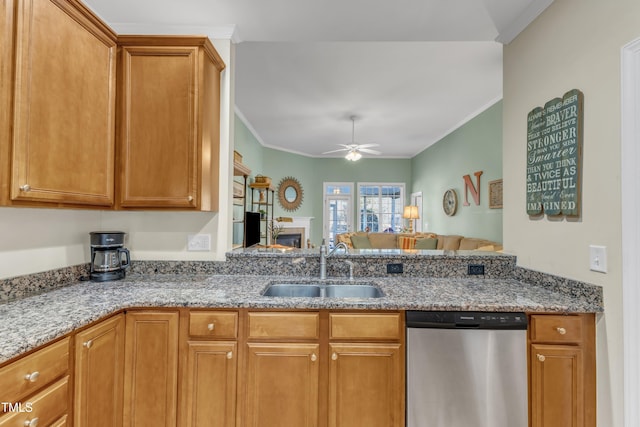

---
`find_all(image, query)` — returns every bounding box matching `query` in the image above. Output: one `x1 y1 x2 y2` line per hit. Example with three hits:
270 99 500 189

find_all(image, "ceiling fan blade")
358 148 382 155
356 143 380 149
322 148 349 154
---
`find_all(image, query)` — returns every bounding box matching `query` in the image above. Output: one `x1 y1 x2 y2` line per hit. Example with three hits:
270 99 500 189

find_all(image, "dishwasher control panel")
406 311 527 329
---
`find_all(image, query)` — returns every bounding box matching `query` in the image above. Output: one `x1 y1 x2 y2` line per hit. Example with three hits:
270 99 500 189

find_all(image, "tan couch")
336 231 502 252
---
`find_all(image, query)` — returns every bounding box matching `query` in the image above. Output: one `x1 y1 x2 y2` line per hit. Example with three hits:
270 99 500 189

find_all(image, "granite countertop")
0 272 603 364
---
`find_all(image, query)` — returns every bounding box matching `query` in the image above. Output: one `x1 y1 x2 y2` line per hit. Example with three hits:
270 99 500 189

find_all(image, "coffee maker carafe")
90 231 130 281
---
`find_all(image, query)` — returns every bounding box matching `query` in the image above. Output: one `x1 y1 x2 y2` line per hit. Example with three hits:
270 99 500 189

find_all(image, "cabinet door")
328 343 404 427
244 343 320 427
181 342 237 427
118 45 199 208
74 314 125 427
530 344 583 427
123 311 179 427
10 0 116 206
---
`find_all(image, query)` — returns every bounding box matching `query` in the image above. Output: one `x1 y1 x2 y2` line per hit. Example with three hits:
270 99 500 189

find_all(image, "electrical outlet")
187 234 211 251
387 263 403 274
468 264 485 275
589 245 607 273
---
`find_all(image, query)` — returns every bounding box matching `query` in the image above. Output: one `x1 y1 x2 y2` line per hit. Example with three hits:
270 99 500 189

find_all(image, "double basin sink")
262 282 384 299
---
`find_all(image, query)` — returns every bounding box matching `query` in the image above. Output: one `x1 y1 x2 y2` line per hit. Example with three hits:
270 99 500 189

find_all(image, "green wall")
411 101 503 242
235 101 502 246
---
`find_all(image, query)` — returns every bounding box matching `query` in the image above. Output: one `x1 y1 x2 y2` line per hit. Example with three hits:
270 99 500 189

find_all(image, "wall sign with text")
526 89 583 217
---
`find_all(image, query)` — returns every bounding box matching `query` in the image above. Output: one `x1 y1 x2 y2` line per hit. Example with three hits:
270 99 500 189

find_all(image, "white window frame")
356 182 406 232
323 182 355 245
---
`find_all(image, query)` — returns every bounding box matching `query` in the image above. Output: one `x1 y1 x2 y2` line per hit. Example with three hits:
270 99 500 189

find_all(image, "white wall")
0 38 235 280
503 1 640 425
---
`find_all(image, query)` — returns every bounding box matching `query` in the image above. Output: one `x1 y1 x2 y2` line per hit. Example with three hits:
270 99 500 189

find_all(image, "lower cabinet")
123 311 180 427
74 314 125 427
180 310 239 427
241 310 405 427
328 343 403 427
528 313 596 427
244 343 320 427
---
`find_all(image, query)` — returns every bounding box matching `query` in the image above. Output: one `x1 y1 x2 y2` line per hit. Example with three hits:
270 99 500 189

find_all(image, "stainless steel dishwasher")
406 311 528 427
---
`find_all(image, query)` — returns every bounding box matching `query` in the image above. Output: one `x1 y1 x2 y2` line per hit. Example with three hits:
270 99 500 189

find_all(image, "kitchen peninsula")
0 250 602 426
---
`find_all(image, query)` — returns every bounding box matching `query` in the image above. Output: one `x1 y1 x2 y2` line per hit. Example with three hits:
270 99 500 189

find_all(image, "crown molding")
495 0 555 45
110 23 241 43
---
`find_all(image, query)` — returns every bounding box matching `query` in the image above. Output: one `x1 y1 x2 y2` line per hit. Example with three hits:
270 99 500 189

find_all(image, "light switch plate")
187 234 211 251
589 245 607 273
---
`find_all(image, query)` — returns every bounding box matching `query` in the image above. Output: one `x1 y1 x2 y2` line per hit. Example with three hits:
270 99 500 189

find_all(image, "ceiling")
84 0 554 159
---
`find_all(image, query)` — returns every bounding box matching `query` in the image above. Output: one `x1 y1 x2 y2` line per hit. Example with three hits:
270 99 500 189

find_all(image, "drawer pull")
188 196 194 202
20 184 31 192
332 352 338 361
537 354 546 362
207 323 215 331
311 353 317 362
24 371 40 382
83 340 93 349
24 417 39 427
226 351 233 359
556 327 567 335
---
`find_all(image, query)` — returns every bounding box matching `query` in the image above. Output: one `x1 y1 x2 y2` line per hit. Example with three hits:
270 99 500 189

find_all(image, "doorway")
323 183 354 248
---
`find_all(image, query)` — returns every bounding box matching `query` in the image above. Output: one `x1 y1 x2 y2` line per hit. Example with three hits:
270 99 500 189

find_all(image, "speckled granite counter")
0 268 603 364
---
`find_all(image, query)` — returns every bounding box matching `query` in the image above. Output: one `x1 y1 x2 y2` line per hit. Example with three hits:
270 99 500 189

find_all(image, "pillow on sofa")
350 235 373 249
398 236 416 249
439 235 464 250
415 238 438 250
368 233 398 249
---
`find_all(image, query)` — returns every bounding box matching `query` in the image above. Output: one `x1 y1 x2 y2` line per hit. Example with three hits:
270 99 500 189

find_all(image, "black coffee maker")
90 231 131 281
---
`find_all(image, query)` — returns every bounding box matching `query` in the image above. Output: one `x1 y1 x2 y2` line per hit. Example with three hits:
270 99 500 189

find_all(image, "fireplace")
275 226 305 248
276 232 303 248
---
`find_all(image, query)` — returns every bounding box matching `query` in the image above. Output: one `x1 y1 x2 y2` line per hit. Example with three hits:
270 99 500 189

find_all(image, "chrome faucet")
319 241 349 279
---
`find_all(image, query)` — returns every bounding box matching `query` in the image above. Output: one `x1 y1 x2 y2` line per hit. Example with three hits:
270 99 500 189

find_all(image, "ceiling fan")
322 116 381 161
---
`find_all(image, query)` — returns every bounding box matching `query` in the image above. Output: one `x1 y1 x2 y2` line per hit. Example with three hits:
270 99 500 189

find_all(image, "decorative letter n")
463 171 483 206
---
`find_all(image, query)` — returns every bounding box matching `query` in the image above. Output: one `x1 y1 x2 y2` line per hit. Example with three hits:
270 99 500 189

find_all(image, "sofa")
335 231 503 252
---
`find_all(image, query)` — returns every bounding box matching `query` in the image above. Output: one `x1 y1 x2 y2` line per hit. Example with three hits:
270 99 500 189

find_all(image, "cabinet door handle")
24 417 39 427
331 352 338 361
24 371 40 382
187 196 193 202
19 184 31 192
207 323 215 331
83 340 93 349
537 354 546 362
310 353 317 362
226 351 233 359
556 327 567 335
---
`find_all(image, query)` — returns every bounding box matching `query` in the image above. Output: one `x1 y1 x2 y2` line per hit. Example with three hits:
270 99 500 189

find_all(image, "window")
358 183 405 233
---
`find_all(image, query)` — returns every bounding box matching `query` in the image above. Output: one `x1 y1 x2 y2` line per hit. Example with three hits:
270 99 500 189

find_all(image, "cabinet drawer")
329 313 402 340
0 376 68 427
529 315 583 343
0 337 69 403
248 312 319 339
189 311 238 339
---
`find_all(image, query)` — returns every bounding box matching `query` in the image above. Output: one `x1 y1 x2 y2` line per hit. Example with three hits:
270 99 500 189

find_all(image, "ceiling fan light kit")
345 150 362 161
322 115 381 161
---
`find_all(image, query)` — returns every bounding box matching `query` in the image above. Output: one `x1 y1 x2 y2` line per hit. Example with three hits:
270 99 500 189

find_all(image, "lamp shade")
403 205 419 220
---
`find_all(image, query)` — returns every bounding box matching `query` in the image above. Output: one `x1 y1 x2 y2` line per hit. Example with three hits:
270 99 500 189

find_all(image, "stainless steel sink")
324 284 383 298
261 283 383 298
261 284 322 297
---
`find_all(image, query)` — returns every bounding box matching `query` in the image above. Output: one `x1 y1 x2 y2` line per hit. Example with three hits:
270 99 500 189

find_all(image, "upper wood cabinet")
1 0 117 207
116 36 225 210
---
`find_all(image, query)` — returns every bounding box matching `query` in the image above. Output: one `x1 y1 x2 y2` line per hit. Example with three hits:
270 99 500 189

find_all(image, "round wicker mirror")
277 177 304 211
